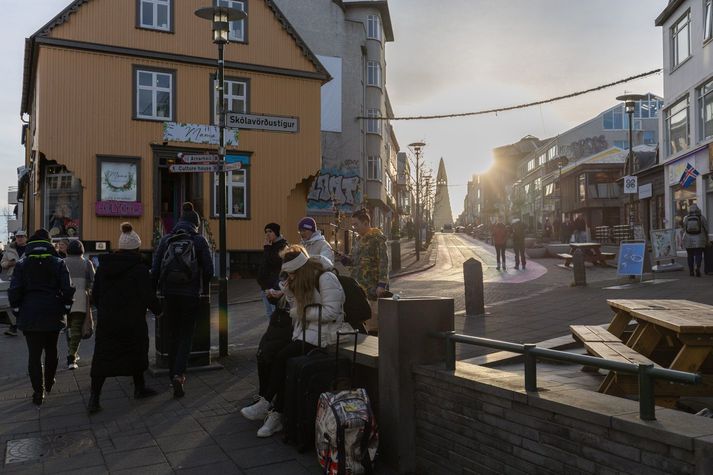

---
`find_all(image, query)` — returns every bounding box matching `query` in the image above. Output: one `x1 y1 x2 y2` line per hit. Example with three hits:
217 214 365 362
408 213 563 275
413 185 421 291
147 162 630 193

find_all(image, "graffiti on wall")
563 135 609 160
307 169 362 213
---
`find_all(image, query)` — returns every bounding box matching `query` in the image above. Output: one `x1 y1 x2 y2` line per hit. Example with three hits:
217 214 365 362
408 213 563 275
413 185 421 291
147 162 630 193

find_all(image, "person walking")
339 209 388 334
56 239 69 259
491 219 508 270
511 218 526 270
2 230 28 336
297 217 334 264
683 204 709 277
573 215 587 243
151 202 213 398
8 229 74 406
257 222 288 319
241 245 349 437
63 240 95 370
89 223 163 413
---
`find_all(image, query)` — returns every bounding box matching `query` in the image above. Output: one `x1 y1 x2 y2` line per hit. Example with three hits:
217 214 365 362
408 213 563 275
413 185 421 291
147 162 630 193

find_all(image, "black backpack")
159 231 199 285
316 272 371 332
686 215 702 234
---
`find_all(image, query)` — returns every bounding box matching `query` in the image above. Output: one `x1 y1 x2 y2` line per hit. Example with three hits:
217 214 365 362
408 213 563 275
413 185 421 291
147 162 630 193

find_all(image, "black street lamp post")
616 94 647 227
195 6 247 358
408 142 426 261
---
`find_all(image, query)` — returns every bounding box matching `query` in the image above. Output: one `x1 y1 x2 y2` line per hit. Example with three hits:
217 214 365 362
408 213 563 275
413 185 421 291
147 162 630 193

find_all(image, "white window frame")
367 61 382 88
699 78 713 141
213 169 248 218
705 0 713 42
216 0 246 43
367 109 381 135
135 68 173 121
665 97 690 156
672 11 691 69
213 77 248 125
367 156 382 181
527 159 535 172
367 14 382 41
139 0 171 31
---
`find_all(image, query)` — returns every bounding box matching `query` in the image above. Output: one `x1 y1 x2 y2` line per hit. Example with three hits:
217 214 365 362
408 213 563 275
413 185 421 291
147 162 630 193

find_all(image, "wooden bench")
599 252 616 260
557 253 573 266
570 325 621 344
337 334 378 369
581 338 659 396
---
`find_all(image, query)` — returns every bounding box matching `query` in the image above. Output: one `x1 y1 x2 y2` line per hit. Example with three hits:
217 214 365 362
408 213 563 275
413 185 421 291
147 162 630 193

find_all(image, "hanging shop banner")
100 160 138 202
163 122 239 146
617 242 646 276
226 113 299 133
95 201 143 217
651 229 676 260
623 176 637 194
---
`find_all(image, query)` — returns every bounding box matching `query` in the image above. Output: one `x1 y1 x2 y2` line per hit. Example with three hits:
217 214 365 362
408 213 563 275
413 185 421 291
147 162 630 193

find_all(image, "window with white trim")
665 97 689 155
367 61 381 87
135 68 173 120
213 78 247 124
367 109 381 134
367 156 382 181
367 14 382 41
526 159 535 172
216 0 246 42
214 169 247 217
672 11 691 68
139 0 171 31
699 78 713 141
705 0 712 42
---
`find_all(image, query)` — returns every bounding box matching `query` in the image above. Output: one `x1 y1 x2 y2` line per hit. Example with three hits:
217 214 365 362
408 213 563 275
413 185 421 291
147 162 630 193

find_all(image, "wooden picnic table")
558 242 616 267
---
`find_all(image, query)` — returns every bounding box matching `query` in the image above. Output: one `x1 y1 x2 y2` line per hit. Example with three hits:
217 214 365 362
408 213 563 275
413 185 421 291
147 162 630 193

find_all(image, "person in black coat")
88 223 162 413
8 229 75 406
257 222 288 318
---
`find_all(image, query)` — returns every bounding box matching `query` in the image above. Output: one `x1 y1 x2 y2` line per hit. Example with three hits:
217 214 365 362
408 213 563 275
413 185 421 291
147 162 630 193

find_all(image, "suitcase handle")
336 329 359 383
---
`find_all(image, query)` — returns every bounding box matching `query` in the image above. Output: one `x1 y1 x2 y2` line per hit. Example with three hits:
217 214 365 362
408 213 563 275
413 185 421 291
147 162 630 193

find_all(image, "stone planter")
524 237 537 248
525 247 547 259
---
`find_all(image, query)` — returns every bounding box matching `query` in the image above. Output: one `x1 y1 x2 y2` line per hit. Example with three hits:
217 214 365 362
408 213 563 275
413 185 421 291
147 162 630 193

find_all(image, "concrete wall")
413 362 713 475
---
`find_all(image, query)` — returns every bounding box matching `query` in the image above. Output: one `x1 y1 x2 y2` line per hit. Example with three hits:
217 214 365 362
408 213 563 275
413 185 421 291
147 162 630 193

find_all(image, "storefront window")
672 185 697 229
44 165 82 237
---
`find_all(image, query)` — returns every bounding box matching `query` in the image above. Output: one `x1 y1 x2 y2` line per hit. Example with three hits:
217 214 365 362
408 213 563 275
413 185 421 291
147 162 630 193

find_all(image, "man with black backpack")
152 202 214 397
683 204 709 277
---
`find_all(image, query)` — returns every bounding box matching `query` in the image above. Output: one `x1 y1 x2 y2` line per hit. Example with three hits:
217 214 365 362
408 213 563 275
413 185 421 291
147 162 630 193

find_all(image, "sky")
0 0 669 231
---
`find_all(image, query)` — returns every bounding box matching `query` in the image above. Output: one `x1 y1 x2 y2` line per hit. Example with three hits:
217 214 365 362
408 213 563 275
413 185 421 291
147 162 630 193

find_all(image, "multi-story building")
275 0 399 235
656 0 713 229
19 0 327 272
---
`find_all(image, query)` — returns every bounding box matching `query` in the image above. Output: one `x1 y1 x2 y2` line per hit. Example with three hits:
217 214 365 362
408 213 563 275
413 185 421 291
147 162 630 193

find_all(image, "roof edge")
655 0 686 26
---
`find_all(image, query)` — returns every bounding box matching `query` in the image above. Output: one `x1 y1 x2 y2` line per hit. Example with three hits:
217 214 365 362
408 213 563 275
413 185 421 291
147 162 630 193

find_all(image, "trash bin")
155 294 211 369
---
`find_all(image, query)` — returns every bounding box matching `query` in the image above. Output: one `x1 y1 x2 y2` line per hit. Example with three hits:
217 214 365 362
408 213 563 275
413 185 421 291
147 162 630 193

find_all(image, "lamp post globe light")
408 142 426 261
616 94 647 227
195 5 247 358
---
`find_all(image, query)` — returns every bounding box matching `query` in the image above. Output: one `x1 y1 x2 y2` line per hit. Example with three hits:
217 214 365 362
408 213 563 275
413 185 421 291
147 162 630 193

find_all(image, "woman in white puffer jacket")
240 245 351 438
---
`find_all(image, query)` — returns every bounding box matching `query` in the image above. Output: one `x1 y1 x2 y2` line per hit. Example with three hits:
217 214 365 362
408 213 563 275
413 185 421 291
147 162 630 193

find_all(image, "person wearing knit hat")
151 202 214 398
257 223 288 319
297 217 334 264
88 222 163 413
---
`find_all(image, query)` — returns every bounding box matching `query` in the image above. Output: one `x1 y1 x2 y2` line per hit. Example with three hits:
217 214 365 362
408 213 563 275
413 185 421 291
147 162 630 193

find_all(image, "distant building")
432 158 454 231
656 0 713 229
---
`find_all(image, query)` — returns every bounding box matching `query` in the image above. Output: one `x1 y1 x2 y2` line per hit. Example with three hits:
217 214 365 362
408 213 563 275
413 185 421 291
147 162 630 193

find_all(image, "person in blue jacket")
8 228 75 406
151 202 214 398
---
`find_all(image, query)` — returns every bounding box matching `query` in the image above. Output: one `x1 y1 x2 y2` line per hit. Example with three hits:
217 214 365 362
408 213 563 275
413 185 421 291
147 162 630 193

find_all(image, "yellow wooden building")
20 0 327 271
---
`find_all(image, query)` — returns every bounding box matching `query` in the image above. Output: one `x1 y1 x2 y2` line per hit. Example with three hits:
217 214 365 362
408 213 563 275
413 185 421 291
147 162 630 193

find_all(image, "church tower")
432 158 454 231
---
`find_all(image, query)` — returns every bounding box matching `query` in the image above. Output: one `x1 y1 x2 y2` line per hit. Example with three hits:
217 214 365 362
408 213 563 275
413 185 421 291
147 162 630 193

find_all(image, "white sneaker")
240 396 270 421
67 363 79 370
257 410 283 438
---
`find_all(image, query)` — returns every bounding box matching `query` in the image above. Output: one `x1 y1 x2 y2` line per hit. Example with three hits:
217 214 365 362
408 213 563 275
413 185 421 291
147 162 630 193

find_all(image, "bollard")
391 240 401 272
573 249 587 286
463 258 485 316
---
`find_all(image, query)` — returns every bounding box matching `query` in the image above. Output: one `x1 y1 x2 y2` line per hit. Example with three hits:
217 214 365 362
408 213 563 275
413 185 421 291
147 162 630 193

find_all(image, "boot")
696 268 702 277
32 391 44 406
87 393 102 414
171 375 185 398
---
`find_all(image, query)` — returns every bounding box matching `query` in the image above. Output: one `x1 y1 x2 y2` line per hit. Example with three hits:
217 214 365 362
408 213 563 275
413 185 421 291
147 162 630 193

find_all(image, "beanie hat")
118 222 142 250
30 228 51 241
265 222 281 236
297 217 317 232
180 202 200 229
67 240 85 256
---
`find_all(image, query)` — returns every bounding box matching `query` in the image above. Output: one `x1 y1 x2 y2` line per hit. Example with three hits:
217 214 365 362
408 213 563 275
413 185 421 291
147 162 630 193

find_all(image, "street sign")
223 162 242 172
226 112 299 133
623 175 638 194
177 153 219 164
169 164 220 173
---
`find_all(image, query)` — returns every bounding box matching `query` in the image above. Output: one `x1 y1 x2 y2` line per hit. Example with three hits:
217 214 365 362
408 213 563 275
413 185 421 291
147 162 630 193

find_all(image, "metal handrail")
433 331 702 421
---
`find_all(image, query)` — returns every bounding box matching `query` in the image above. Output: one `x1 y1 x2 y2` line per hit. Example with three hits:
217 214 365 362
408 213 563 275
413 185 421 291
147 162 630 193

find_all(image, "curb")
390 239 439 279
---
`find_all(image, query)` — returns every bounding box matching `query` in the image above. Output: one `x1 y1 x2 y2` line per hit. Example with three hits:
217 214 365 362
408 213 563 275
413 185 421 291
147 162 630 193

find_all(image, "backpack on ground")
686 216 702 234
159 231 198 285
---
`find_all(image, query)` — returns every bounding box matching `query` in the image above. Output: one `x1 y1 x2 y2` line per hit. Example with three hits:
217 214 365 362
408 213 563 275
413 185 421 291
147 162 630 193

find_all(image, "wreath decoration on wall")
103 171 135 192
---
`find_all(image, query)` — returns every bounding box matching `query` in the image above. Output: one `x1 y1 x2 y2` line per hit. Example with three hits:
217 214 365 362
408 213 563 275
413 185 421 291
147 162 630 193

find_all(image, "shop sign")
169 164 220 173
163 122 239 146
651 228 676 259
638 183 652 199
100 160 138 202
623 175 637 194
226 113 299 133
95 200 143 217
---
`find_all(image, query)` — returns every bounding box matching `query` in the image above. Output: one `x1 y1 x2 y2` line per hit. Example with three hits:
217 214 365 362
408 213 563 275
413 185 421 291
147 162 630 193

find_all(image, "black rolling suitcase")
283 304 351 452
705 243 713 275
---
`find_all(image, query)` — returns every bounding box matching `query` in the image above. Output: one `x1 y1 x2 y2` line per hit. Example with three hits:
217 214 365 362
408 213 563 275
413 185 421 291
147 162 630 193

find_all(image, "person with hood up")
240 245 349 438
257 222 288 318
297 216 334 264
152 202 214 398
339 209 388 334
64 240 95 369
8 229 74 406
89 223 163 413
682 204 710 277
2 230 28 336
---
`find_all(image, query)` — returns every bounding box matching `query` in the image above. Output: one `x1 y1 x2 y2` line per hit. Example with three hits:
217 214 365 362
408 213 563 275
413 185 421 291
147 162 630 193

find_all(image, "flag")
679 163 700 189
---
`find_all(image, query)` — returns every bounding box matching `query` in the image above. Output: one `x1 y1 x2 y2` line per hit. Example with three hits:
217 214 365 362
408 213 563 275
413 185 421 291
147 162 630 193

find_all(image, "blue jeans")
164 295 199 378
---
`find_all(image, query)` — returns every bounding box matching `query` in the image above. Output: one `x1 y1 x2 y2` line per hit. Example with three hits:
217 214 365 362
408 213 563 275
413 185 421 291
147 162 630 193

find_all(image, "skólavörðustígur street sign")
226 113 299 133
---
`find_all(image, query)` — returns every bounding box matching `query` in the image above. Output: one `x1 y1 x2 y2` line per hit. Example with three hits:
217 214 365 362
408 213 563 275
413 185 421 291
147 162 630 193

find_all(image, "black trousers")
24 331 60 394
687 248 704 273
164 295 200 379
91 372 145 395
265 340 317 412
256 310 293 398
513 244 526 268
495 245 506 267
